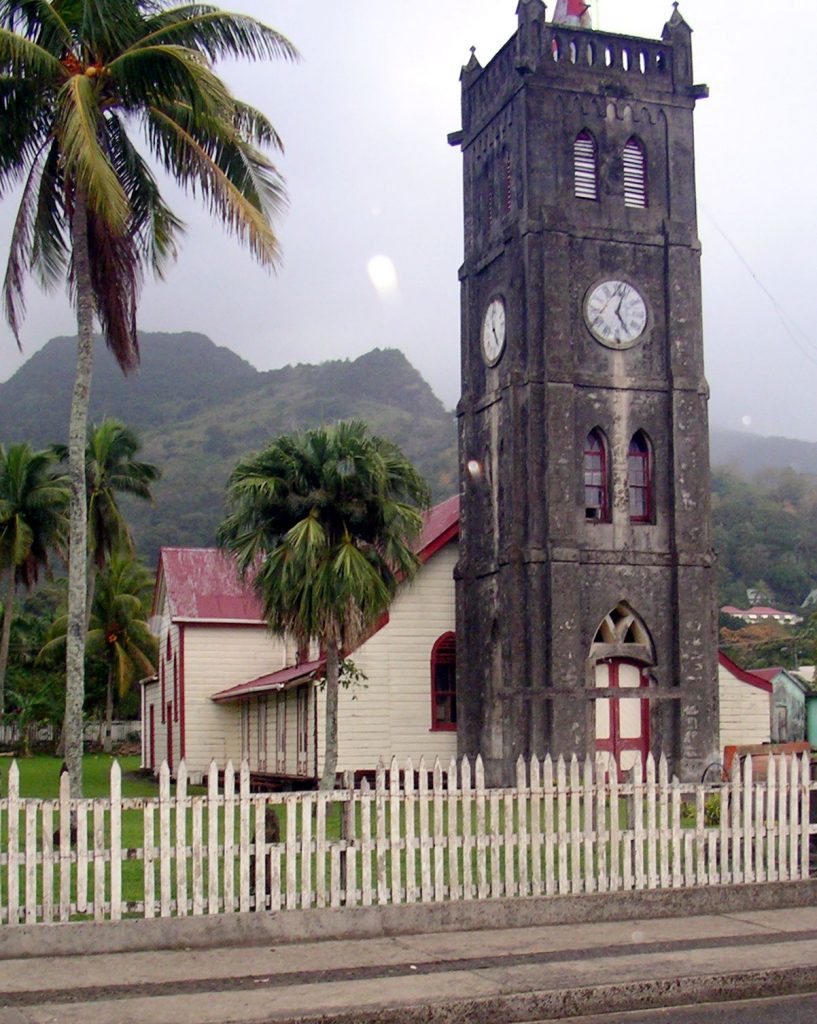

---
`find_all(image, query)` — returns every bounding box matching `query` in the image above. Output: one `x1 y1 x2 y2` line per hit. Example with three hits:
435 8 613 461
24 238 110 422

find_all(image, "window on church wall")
628 432 653 523
584 429 610 522
431 632 457 730
573 131 598 201
623 137 648 208
503 154 513 214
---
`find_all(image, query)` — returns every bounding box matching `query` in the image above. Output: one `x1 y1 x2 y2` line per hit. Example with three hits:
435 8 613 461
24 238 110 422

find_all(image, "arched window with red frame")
584 428 610 522
628 431 653 523
430 632 456 730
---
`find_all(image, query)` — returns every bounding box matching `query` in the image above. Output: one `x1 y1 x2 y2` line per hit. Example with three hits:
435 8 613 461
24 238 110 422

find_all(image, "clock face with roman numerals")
584 280 648 349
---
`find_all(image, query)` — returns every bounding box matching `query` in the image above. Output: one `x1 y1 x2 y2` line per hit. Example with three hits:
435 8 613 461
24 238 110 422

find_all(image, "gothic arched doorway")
591 604 654 779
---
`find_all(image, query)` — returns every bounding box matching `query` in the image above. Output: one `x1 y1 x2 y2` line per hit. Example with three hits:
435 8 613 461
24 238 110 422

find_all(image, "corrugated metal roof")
158 548 265 622
212 658 325 703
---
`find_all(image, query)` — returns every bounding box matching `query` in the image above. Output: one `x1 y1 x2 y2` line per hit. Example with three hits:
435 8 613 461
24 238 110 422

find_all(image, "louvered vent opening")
623 140 647 208
573 132 598 201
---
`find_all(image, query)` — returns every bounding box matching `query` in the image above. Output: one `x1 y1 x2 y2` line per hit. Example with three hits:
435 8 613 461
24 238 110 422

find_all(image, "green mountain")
0 333 458 560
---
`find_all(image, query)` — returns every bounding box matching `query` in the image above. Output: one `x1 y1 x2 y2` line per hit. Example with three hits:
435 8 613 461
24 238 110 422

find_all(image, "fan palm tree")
1 1 296 793
55 417 159 624
41 553 157 752
218 421 430 790
0 442 68 714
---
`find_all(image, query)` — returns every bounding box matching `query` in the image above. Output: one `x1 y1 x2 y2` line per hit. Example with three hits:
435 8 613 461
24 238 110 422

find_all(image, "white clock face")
584 280 648 348
481 297 506 365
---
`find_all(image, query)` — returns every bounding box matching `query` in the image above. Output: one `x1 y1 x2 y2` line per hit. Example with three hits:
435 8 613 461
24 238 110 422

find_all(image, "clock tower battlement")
452 3 719 786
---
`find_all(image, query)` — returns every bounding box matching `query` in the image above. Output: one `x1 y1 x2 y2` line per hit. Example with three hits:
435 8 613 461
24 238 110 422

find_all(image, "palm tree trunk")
0 570 15 718
319 639 340 791
64 190 94 799
104 664 114 755
85 558 97 634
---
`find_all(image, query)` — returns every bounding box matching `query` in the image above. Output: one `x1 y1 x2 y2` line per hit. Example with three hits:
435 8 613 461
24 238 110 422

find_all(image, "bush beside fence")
1 752 814 925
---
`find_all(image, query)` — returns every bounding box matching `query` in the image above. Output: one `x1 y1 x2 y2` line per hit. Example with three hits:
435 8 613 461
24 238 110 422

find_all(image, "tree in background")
218 421 430 790
55 418 158 624
0 443 68 713
41 554 157 752
1 1 296 793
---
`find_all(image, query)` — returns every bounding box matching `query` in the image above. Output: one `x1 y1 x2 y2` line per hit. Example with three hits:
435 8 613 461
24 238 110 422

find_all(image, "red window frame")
430 632 457 731
628 433 652 523
584 430 610 522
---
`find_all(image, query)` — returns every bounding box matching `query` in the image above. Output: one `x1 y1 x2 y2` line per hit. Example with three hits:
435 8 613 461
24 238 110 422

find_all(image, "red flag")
553 0 592 27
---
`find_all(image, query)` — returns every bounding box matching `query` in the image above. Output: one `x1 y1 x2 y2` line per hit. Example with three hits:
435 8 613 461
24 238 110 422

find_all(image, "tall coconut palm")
218 421 430 790
41 553 157 752
1 1 296 794
0 442 68 714
55 417 159 624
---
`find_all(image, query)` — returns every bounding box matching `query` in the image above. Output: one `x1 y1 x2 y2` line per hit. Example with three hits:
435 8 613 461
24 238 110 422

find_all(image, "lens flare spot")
367 254 398 293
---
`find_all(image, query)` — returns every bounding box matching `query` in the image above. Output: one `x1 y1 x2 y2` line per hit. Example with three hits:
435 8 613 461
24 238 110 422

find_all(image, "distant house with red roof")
141 497 459 785
720 605 802 626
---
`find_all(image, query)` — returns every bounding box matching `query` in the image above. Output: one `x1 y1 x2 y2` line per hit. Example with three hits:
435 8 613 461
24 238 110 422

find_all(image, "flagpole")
595 1 601 30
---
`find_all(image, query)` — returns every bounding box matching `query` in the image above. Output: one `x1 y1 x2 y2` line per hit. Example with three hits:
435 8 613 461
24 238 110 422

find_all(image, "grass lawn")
0 754 164 800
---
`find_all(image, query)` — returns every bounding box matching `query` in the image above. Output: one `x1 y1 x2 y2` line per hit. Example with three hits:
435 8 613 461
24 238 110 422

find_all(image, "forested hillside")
0 334 458 559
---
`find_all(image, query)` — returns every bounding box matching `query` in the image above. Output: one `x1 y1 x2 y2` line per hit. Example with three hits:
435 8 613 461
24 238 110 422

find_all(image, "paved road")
553 992 817 1023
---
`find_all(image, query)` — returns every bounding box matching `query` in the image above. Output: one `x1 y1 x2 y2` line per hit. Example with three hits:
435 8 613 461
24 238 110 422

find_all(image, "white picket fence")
1 752 814 925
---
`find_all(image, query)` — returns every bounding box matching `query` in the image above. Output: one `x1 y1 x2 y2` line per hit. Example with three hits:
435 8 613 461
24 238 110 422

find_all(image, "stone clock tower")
451 2 719 785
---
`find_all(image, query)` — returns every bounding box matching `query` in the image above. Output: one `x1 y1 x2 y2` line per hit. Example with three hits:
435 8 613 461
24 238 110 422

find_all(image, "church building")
451 2 719 785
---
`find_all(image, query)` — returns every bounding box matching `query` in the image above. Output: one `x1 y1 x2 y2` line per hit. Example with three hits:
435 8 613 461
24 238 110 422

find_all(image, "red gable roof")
159 496 460 626
157 548 265 622
751 667 783 683
718 651 773 693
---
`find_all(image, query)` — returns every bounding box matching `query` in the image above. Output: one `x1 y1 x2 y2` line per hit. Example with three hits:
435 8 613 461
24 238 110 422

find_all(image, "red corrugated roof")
159 497 459 624
751 667 783 682
158 548 265 622
212 658 325 703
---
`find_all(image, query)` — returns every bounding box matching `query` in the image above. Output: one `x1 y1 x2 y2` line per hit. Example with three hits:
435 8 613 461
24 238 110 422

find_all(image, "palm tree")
218 421 430 790
1 1 296 794
55 417 159 624
0 443 68 714
41 553 157 753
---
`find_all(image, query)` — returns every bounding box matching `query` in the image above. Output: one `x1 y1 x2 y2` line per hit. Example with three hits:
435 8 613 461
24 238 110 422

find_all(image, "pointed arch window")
584 429 610 522
431 632 457 730
573 131 598 201
628 432 653 523
623 137 648 208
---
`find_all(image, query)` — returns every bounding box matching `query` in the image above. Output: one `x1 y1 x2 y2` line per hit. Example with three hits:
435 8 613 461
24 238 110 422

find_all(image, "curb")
1 878 816 959
279 965 817 1023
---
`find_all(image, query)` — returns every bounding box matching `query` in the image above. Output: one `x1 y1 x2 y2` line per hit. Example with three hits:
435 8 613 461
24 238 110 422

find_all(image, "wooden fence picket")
175 761 188 916
391 757 403 904
158 763 171 917
0 752 814 927
404 758 417 904
59 770 71 921
448 756 461 902
530 757 543 896
223 762 236 913
110 761 122 921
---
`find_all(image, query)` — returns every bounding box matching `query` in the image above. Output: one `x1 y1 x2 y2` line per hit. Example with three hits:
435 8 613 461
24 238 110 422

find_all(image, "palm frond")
136 6 298 65
147 104 281 267
30 141 69 291
0 76 54 194
58 75 129 231
0 1 74 52
0 24 65 78
2 140 49 345
109 43 231 115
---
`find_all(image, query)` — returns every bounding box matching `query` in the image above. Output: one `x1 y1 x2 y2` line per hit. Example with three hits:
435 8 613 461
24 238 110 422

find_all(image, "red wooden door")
595 660 649 778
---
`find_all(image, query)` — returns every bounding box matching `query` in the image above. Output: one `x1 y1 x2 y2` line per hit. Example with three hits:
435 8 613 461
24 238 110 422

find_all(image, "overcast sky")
2 1 816 442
